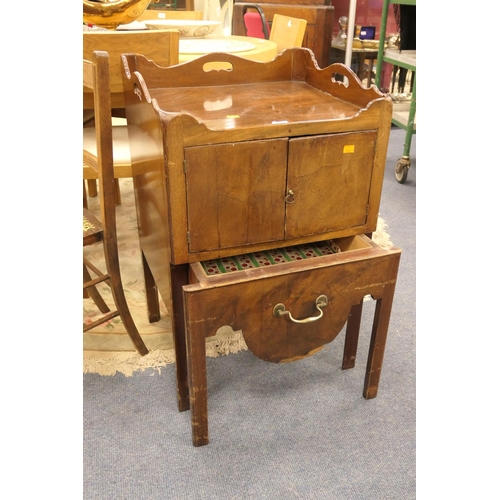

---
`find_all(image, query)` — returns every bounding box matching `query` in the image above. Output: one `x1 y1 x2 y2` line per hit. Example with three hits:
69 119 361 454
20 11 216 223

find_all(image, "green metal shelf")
382 48 415 71
375 0 416 184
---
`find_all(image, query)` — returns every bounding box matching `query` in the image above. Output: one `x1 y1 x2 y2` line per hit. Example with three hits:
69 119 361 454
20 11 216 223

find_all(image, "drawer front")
183 237 400 363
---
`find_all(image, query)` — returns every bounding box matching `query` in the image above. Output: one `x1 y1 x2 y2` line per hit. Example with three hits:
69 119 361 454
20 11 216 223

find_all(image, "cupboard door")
185 139 288 253
286 131 377 239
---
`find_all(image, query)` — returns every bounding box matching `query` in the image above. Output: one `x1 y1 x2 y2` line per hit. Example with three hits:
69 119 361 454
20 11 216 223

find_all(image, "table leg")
367 59 374 87
171 263 191 412
363 279 397 399
184 292 209 447
342 299 363 369
87 179 97 197
358 53 366 81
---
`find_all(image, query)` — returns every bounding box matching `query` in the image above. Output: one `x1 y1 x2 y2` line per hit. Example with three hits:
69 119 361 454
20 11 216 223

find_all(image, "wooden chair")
83 29 180 205
269 14 307 54
242 4 269 39
83 50 149 356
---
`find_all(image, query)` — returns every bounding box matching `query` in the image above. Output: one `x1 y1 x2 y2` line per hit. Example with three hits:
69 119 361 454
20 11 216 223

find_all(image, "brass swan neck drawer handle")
272 295 328 324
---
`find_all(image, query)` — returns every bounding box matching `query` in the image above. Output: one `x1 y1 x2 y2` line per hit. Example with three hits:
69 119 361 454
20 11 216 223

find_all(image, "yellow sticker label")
343 145 355 154
226 114 240 118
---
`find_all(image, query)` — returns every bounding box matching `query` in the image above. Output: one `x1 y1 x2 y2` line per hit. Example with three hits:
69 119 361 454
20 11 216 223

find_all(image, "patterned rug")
83 178 393 376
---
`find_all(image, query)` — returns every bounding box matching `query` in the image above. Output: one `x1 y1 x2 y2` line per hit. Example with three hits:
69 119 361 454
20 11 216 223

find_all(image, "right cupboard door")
285 131 378 239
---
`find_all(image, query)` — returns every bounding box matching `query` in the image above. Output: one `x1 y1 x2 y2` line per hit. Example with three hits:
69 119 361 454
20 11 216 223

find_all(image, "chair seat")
83 126 132 173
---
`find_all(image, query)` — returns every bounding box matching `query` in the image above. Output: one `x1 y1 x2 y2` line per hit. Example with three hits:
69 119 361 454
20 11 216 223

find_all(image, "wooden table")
122 48 401 446
179 34 278 68
330 42 379 87
83 31 277 108
83 28 180 111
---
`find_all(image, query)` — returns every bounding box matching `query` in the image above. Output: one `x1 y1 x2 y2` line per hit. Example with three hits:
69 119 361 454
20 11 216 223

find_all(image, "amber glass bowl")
83 0 151 30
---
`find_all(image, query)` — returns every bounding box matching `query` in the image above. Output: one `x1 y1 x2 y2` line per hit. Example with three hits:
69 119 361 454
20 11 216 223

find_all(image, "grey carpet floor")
83 127 416 500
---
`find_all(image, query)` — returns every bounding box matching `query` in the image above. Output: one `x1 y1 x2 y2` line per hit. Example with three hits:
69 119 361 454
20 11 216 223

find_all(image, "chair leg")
83 179 122 205
142 251 160 323
109 274 149 355
114 179 121 205
87 179 98 197
84 256 148 355
83 181 88 209
83 263 110 313
104 238 148 355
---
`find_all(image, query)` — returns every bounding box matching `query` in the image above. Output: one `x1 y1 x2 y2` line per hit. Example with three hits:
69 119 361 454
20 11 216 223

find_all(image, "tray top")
179 38 256 54
149 81 362 131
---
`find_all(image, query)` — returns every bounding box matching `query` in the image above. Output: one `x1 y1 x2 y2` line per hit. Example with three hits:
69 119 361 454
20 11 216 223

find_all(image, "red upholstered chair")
242 4 269 39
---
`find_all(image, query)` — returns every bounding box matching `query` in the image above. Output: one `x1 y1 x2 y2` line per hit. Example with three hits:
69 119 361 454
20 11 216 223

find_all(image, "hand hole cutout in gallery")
331 73 349 87
203 62 234 72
